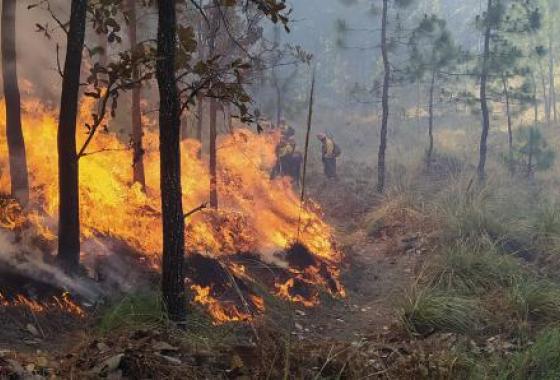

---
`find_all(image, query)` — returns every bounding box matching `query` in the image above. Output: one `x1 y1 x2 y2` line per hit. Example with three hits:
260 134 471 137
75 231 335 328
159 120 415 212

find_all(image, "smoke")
0 229 100 300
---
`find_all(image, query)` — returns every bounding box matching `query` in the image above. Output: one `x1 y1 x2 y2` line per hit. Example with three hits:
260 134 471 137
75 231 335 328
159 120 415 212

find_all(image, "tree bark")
549 37 557 123
502 74 514 175
196 95 203 157
272 26 283 127
1 0 29 206
540 62 550 127
56 0 87 273
156 0 187 321
426 70 436 169
128 0 146 190
209 98 218 209
532 72 538 124
477 0 492 183
376 0 390 193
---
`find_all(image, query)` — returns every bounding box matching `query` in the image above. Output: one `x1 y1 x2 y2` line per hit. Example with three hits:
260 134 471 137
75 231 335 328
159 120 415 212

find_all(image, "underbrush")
494 327 560 380
382 166 560 377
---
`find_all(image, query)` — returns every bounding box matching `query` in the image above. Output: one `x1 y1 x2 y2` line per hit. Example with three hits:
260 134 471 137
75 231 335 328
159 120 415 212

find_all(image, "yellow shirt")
323 138 335 158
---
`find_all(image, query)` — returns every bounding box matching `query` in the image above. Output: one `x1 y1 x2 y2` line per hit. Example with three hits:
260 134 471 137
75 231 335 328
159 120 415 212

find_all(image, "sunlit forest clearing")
1 0 560 378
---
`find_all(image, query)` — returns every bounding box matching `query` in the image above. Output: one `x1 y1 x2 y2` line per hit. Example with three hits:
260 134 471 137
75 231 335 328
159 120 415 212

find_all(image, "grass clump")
430 240 521 295
434 178 529 243
508 277 560 324
495 327 560 380
400 288 484 336
97 292 168 333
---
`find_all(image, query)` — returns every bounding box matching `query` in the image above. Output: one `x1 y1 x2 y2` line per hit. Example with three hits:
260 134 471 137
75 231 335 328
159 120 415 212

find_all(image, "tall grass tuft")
508 277 560 324
400 287 484 336
98 292 168 333
430 240 521 295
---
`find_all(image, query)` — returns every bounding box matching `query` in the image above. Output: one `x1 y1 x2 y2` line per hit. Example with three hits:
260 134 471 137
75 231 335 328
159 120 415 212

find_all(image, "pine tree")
407 14 459 169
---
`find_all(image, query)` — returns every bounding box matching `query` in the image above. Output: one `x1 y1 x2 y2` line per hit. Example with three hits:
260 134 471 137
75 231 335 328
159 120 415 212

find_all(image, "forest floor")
5 160 551 378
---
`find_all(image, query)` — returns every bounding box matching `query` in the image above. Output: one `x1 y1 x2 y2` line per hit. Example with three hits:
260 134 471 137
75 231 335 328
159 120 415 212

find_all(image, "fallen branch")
183 203 208 219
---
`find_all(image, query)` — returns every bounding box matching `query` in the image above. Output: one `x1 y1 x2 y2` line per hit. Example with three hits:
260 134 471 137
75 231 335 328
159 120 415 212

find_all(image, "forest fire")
0 291 85 317
0 97 344 322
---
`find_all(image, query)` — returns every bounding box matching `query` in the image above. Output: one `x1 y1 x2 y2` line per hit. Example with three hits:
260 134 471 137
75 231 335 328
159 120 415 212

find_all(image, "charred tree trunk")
376 0 390 193
56 0 87 273
209 98 218 209
272 26 282 127
1 0 29 206
196 95 203 157
426 70 436 169
156 0 187 321
477 0 492 183
502 74 514 175
128 0 146 190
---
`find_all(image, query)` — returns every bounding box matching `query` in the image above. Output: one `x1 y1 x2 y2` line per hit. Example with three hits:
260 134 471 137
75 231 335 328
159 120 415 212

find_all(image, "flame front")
0 292 85 317
0 97 344 322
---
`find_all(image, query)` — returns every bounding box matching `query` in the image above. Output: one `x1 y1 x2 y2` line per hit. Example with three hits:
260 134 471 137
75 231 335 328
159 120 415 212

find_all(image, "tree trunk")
477 0 492 183
540 62 550 127
426 70 436 169
128 0 146 190
209 98 218 209
532 72 538 124
549 37 557 123
502 74 514 175
156 0 187 321
1 0 29 206
272 26 282 127
56 0 87 273
196 95 203 157
376 0 390 193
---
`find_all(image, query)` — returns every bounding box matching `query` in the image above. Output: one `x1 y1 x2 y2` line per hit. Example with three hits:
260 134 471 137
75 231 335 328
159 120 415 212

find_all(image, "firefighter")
317 133 340 179
272 133 304 184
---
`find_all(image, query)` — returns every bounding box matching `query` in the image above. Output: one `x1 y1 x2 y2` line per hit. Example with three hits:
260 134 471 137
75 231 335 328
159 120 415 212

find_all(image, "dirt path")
292 231 423 343
291 176 428 343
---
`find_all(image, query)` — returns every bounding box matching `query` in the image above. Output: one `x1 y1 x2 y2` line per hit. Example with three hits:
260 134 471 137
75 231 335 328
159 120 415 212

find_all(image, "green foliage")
407 14 459 81
508 127 556 177
400 288 484 336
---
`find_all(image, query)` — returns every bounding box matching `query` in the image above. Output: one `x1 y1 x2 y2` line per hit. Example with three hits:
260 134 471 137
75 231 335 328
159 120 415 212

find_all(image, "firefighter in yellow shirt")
317 133 340 178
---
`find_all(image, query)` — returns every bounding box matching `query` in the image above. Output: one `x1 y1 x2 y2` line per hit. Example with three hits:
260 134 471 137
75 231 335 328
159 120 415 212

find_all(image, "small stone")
26 324 39 337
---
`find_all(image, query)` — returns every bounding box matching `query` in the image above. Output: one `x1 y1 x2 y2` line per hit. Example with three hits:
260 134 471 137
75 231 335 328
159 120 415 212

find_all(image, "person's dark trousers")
323 158 337 178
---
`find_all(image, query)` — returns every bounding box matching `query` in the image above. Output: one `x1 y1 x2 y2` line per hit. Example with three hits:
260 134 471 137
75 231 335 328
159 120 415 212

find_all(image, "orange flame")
0 291 85 317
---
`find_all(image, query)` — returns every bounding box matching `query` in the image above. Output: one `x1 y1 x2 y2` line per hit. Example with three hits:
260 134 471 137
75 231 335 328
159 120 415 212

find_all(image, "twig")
183 203 208 219
219 261 260 341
